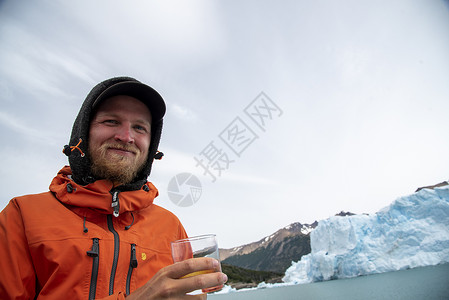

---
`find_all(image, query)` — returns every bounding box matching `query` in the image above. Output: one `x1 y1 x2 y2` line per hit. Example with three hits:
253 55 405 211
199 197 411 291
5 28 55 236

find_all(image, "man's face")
88 95 152 185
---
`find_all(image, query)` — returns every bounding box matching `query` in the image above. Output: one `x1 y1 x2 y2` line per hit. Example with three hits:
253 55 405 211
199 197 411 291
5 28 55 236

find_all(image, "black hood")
64 76 165 191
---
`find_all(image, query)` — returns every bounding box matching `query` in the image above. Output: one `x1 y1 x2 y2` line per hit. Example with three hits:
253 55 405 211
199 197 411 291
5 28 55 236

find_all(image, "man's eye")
134 125 148 132
103 120 118 125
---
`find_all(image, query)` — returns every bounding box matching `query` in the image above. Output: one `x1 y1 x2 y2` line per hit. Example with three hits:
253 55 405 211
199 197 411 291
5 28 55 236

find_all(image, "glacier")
282 185 449 284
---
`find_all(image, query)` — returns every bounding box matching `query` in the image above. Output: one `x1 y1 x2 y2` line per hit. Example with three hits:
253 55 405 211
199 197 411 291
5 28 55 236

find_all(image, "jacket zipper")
126 244 138 295
107 214 120 295
87 238 100 300
111 190 120 217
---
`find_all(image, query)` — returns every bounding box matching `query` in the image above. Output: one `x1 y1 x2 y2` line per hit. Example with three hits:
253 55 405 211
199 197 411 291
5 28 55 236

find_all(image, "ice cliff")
283 186 449 284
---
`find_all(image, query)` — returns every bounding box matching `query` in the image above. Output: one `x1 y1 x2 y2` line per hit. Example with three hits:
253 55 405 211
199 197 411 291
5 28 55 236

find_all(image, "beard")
89 142 148 185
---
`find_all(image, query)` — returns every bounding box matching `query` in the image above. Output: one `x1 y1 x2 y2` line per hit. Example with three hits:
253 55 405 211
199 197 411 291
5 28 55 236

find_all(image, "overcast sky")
1 0 449 248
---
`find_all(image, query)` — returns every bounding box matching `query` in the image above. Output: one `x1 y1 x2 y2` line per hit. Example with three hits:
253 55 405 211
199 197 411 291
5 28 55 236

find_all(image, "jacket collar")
49 166 158 215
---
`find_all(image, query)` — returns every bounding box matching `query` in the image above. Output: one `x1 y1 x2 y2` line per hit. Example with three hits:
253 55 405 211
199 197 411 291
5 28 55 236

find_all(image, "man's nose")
114 125 134 143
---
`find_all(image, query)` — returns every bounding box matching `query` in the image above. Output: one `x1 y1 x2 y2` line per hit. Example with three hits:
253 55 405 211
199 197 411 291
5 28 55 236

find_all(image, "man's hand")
126 257 228 299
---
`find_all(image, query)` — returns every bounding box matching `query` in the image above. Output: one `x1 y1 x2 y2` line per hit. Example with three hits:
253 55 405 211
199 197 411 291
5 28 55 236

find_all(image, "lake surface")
210 263 449 300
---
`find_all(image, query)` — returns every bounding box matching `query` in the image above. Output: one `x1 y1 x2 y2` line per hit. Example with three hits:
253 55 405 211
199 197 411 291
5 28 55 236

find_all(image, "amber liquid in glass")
181 270 224 293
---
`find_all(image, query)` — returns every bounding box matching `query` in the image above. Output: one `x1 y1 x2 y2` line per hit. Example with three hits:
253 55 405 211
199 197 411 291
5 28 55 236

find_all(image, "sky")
1 0 449 249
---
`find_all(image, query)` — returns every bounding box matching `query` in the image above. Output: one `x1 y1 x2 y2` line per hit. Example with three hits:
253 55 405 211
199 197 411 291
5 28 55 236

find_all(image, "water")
209 264 449 300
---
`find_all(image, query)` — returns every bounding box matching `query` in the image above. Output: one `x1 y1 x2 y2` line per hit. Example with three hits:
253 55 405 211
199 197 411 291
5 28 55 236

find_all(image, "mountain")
220 222 317 273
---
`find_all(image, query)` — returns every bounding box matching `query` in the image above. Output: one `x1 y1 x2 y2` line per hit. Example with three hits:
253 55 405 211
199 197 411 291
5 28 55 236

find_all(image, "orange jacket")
0 166 188 299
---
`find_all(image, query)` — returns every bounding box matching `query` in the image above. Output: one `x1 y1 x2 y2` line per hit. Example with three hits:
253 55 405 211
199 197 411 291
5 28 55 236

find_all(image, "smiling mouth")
108 147 136 156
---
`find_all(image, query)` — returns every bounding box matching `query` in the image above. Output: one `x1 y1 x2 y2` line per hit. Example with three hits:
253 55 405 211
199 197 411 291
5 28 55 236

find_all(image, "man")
0 77 227 299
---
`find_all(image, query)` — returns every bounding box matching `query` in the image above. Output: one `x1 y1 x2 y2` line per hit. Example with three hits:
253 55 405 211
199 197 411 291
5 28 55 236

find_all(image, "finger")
179 271 227 294
169 257 221 279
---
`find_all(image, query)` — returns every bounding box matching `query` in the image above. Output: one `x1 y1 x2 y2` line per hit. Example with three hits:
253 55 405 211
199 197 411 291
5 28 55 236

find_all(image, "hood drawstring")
67 183 74 193
154 151 164 160
83 216 89 233
63 138 85 157
125 212 135 231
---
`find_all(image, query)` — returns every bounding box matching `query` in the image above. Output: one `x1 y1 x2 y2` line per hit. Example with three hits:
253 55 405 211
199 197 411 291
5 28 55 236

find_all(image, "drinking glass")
171 234 223 294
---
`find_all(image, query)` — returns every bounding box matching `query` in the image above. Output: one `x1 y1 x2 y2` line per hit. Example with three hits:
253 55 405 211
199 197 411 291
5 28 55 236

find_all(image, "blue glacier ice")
282 186 449 284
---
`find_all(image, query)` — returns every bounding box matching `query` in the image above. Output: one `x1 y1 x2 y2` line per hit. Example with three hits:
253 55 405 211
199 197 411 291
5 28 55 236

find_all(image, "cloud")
0 111 62 145
219 170 276 186
1 0 449 249
170 103 199 122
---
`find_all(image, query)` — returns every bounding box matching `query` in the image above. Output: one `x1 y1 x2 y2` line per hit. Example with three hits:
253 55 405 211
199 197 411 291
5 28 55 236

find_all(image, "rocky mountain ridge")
220 221 317 261
219 221 318 273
